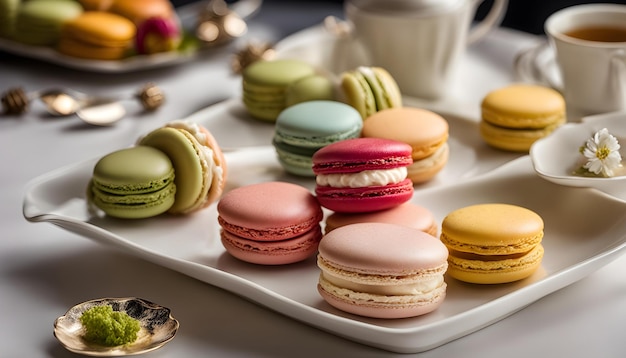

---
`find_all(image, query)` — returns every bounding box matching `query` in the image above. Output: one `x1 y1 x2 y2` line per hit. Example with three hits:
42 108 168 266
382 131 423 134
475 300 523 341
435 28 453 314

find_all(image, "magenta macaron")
312 137 414 213
217 181 323 265
317 222 449 319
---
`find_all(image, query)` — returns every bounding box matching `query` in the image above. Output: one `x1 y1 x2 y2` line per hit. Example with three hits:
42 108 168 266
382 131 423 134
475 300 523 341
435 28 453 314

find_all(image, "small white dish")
54 297 179 356
530 111 626 198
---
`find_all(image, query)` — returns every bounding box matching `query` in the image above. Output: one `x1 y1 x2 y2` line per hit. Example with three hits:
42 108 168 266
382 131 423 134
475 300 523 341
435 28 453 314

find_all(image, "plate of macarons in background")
0 0 259 73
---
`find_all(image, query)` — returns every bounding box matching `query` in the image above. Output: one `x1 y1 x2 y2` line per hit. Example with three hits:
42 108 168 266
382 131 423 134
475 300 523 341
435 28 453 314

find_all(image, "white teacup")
543 4 626 120
343 0 508 100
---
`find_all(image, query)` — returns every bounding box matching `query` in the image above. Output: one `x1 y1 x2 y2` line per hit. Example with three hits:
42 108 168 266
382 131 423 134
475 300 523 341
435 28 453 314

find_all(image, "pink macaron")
312 137 414 213
324 202 438 236
217 181 323 265
317 222 449 319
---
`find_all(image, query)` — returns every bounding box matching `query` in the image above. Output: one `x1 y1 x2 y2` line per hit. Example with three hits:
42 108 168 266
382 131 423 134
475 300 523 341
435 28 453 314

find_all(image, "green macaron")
341 66 402 119
13 0 82 45
242 59 316 122
273 100 363 176
90 146 176 219
138 126 212 215
0 0 21 38
285 74 335 107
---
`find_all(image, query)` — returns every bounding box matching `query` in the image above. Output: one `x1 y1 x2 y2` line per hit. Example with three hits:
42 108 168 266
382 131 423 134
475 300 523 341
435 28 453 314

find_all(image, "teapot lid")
348 0 464 14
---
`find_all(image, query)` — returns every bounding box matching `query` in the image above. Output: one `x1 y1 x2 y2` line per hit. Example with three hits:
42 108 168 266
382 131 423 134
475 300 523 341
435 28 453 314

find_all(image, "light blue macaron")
273 100 363 176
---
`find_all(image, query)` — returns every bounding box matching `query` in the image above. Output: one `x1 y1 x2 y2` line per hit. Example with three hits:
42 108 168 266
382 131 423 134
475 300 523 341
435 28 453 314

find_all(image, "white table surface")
1 2 625 357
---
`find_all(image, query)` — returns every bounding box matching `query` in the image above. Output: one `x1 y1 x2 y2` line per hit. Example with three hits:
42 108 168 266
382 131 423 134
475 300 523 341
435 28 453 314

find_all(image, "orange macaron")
361 107 449 184
58 11 135 60
109 0 175 25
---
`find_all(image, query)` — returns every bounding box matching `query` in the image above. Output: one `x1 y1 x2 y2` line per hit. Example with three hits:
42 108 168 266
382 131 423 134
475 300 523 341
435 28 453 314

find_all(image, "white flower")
582 128 622 177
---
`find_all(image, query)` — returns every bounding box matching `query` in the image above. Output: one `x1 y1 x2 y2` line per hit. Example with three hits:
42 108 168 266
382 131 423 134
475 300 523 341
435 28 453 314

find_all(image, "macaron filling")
218 214 322 241
409 143 449 171
318 275 446 305
315 167 407 188
274 124 363 148
447 245 544 276
92 182 175 207
319 258 446 296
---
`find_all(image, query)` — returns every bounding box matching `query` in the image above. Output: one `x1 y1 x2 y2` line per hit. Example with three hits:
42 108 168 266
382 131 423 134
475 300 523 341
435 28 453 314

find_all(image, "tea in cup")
545 4 626 119
343 0 508 100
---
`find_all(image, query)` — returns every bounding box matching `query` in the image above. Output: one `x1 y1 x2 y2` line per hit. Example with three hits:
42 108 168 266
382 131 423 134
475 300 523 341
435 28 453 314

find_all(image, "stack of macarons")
440 203 545 284
12 0 83 46
89 120 227 219
312 137 414 213
362 107 450 184
217 181 323 265
317 222 448 319
241 59 313 121
273 100 363 176
340 66 402 119
480 84 566 152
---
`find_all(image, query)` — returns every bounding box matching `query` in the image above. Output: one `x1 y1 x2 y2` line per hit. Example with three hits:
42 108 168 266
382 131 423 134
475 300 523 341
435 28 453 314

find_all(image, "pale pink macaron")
217 181 323 265
324 202 438 236
362 107 449 184
317 222 448 319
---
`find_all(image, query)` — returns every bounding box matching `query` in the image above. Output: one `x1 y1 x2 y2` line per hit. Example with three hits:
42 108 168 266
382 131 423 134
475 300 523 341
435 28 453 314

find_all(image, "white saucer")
514 41 562 90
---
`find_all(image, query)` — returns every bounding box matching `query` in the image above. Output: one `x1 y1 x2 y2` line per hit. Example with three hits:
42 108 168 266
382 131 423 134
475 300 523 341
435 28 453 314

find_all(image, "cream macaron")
317 222 448 319
361 107 449 184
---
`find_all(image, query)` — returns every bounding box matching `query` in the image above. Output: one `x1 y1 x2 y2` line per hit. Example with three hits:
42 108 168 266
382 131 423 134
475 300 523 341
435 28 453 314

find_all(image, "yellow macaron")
57 11 135 60
440 203 545 284
480 84 565 152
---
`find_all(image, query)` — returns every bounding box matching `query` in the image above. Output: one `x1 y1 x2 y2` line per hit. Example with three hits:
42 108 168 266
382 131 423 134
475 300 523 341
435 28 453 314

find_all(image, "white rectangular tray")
23 136 626 353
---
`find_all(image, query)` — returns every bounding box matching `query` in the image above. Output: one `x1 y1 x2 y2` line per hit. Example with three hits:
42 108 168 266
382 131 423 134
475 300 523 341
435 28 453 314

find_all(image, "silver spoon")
39 83 164 126
38 88 91 116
